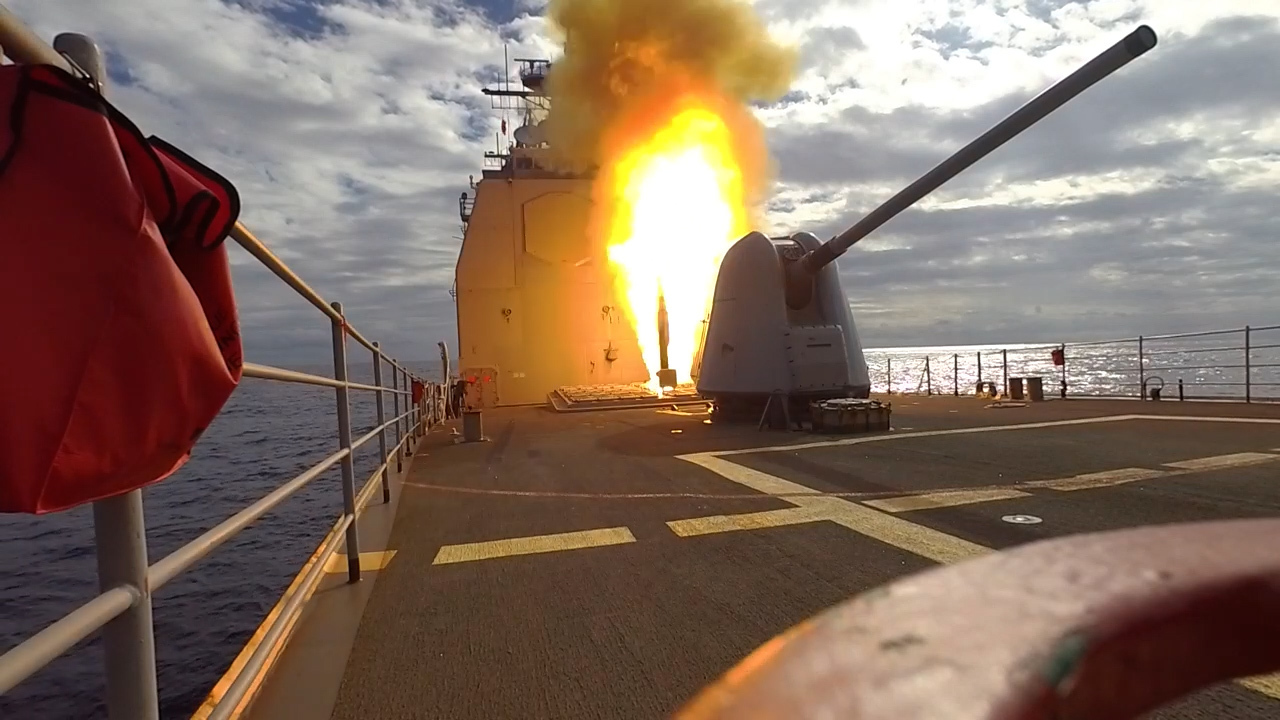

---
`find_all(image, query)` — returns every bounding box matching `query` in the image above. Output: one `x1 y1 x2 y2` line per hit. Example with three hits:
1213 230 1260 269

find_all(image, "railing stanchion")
1060 343 1068 398
1245 326 1252 403
1001 348 1008 396
400 364 411 454
885 356 891 394
372 342 391 503
953 353 958 396
410 375 418 438
330 302 361 584
93 491 160 720
925 356 932 396
408 373 416 440
391 362 403 472
1138 335 1145 401
70 35 162 719
976 351 982 389
420 380 427 436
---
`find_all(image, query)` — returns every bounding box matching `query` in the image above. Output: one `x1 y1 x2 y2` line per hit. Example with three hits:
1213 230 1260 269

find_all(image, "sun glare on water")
605 105 750 394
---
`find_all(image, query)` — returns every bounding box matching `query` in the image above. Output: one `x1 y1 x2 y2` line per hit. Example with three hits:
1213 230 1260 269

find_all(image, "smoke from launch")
542 0 796 214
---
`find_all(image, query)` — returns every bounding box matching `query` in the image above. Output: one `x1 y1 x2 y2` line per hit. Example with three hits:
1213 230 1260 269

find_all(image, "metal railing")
867 324 1280 403
0 12 448 719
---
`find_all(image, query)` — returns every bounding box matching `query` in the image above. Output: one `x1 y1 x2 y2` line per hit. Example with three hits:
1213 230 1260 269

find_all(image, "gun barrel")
798 24 1157 276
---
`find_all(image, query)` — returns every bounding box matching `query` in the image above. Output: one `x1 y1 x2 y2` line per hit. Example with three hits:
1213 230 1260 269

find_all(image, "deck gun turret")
696 25 1158 422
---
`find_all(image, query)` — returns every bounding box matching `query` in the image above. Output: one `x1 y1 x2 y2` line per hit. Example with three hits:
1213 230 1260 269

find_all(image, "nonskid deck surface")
325 397 1280 720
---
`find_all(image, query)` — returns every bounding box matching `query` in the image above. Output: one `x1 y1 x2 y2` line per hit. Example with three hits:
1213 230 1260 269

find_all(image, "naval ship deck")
247 396 1280 720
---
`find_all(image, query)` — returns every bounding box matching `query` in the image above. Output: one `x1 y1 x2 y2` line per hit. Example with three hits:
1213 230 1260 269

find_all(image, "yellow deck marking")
679 456 986 564
668 506 828 537
682 455 824 495
324 550 398 574
812 497 988 564
1026 467 1168 491
1164 452 1278 471
866 487 1031 513
432 527 636 565
862 453 1280 512
1240 674 1280 699
685 452 1280 698
684 440 1280 700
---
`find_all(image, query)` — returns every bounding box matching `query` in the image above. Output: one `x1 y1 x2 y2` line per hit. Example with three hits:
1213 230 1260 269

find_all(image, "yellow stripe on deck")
1164 452 1278 471
1025 467 1168 492
668 506 828 537
1240 674 1280 699
677 455 987 564
432 527 636 565
324 550 398 574
866 487 1031 513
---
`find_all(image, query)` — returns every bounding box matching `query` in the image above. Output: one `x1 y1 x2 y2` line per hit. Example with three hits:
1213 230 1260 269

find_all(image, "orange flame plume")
544 0 796 393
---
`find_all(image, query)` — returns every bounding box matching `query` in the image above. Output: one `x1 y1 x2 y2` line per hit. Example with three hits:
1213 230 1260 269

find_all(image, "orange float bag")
0 64 244 514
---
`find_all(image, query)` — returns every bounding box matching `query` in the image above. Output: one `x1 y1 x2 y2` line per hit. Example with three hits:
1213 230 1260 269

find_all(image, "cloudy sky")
9 0 1279 363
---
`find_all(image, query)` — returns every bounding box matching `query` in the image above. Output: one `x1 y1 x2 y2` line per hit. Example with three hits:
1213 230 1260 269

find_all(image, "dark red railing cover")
678 518 1280 720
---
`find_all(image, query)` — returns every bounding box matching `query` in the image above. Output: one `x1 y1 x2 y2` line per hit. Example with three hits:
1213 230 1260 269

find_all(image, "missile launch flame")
544 0 796 393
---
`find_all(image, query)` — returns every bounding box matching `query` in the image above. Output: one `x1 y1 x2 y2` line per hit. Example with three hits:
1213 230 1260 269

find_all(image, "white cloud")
7 0 1280 360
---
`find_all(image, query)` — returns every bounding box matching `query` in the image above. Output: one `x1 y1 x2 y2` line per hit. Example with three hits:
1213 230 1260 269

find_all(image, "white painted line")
1163 452 1278 471
432 527 636 565
700 414 1144 457
1131 415 1280 425
691 414 1280 460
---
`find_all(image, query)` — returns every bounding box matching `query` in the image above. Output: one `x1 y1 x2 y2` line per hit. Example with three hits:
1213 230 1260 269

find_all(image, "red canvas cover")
0 64 244 514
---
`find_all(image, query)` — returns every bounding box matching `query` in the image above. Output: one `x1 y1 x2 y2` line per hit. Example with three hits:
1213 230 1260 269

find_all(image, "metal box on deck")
1026 376 1045 401
809 399 891 434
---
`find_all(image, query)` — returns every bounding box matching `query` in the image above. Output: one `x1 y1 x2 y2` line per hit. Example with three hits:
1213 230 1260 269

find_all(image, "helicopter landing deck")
243 397 1280 720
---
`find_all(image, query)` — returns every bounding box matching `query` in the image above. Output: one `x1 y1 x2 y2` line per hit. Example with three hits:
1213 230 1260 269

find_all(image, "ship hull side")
455 176 648 406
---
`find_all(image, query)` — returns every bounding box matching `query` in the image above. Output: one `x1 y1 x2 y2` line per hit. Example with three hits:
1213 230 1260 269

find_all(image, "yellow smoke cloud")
542 0 797 210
